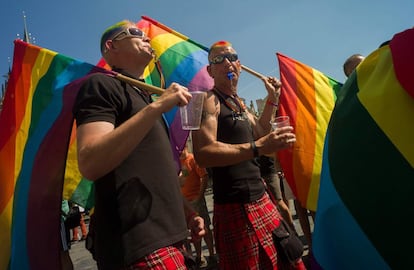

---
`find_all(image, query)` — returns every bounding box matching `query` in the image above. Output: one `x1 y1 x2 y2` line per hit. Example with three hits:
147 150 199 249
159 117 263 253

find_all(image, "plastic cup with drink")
180 91 205 130
270 116 290 130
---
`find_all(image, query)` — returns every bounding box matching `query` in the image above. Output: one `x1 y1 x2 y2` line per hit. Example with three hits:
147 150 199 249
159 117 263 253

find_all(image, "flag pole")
116 65 266 95
115 73 165 95
241 64 266 79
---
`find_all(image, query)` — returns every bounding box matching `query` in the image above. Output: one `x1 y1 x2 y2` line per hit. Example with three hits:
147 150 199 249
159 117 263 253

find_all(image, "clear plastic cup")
180 91 205 130
270 116 290 130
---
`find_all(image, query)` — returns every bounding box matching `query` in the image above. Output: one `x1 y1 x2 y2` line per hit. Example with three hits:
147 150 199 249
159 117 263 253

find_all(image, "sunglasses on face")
112 27 145 41
209 53 238 64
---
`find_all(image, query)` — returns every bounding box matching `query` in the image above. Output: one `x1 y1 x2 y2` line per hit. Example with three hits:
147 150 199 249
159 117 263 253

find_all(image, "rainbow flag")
137 16 213 93
0 40 107 270
0 17 213 269
98 16 213 165
276 53 342 211
313 28 414 269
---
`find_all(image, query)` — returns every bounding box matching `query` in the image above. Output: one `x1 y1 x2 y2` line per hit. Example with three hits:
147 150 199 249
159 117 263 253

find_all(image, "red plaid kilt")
214 193 281 270
126 245 187 270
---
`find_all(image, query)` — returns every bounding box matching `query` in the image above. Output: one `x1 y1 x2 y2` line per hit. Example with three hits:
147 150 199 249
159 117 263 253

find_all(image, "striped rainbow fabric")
0 40 107 270
98 16 213 165
137 16 213 93
313 28 414 269
276 53 342 211
1 17 213 269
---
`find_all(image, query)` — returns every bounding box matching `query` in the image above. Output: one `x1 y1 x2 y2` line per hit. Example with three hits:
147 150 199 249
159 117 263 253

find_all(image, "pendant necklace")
213 87 247 120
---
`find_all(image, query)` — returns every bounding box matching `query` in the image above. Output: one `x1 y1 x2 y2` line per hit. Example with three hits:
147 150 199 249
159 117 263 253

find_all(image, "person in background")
72 204 88 241
73 20 204 269
61 200 74 270
192 40 305 269
258 155 296 231
343 54 365 77
179 144 217 269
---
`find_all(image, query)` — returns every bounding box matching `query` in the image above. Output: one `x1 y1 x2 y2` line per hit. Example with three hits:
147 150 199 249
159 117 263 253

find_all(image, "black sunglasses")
112 27 145 41
209 53 238 64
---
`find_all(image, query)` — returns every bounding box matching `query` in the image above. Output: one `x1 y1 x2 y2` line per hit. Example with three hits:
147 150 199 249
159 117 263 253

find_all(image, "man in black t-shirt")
73 20 204 270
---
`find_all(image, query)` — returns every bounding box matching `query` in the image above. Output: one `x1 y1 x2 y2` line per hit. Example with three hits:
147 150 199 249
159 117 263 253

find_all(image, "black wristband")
250 141 259 158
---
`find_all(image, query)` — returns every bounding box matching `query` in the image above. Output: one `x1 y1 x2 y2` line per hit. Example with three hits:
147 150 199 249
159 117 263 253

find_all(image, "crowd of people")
65 19 371 270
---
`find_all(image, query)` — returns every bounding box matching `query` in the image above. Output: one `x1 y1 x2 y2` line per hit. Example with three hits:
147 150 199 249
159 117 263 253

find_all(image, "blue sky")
1 0 412 106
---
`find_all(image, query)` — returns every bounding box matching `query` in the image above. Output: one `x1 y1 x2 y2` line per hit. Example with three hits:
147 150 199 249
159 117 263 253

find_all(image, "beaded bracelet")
266 99 279 108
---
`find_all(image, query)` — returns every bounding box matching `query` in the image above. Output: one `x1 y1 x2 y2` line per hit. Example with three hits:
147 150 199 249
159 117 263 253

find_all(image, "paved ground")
70 239 98 270
70 189 313 269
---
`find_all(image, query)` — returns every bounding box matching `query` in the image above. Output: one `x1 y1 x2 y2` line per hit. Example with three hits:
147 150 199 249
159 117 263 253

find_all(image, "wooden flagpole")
241 64 266 79
115 73 165 95
114 65 266 96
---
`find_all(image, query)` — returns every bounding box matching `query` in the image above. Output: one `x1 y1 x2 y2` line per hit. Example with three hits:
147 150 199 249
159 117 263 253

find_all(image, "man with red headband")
192 41 305 269
73 20 205 269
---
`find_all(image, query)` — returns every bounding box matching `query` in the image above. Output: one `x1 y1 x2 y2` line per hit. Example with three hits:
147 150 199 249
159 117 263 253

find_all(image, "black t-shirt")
73 72 188 268
210 91 265 204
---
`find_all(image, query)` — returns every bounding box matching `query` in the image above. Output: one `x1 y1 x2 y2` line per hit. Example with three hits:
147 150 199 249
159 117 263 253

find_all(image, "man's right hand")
256 126 296 156
156 83 192 112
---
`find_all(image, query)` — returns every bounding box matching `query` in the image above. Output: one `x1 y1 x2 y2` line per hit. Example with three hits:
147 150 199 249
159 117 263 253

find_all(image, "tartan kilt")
213 193 281 270
126 245 187 270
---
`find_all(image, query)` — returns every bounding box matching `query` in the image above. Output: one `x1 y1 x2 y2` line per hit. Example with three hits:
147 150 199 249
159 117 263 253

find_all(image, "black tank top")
211 90 265 204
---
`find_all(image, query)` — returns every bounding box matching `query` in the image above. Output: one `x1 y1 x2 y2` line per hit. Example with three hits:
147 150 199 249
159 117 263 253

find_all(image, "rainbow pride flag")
137 16 213 93
276 53 342 211
313 28 414 269
1 17 213 269
0 40 106 270
98 16 213 165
